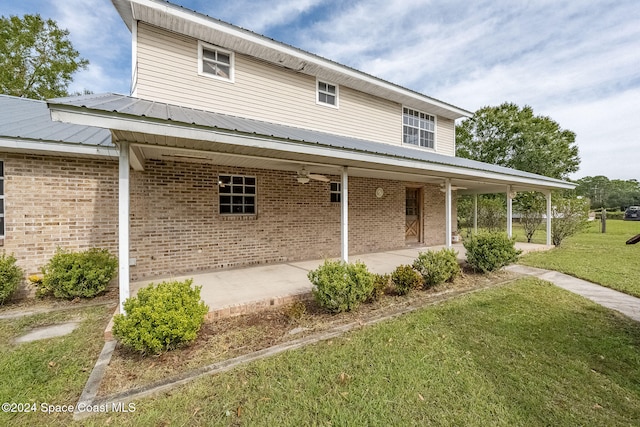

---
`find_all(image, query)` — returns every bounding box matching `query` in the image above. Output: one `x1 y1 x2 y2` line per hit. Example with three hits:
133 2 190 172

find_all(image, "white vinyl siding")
436 117 455 156
135 23 456 155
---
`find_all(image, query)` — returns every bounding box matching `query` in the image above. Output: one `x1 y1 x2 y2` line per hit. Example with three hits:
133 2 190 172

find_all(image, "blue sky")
4 0 639 180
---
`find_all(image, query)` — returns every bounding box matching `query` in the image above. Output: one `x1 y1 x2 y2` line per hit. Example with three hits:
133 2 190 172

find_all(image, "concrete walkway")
130 242 551 319
505 265 640 322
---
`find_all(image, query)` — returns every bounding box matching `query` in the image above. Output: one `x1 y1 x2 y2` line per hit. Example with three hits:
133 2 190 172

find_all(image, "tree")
515 192 546 243
456 103 580 180
0 14 88 100
550 193 589 246
575 176 640 210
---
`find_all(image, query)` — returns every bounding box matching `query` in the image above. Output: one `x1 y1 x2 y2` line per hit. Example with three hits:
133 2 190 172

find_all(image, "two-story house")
1 0 573 309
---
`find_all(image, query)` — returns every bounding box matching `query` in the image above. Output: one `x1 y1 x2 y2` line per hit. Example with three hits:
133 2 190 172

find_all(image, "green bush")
594 211 624 220
368 273 390 303
308 260 375 313
390 265 423 296
38 248 118 299
464 232 521 273
413 248 461 288
0 253 24 305
112 279 209 354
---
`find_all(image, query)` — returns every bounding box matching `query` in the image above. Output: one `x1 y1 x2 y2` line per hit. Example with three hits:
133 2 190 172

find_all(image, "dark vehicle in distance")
624 206 640 221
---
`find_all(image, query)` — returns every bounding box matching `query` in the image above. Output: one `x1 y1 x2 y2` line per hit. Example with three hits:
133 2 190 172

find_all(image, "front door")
405 188 420 243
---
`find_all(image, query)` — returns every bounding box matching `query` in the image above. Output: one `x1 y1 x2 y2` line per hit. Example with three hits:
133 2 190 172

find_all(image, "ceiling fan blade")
308 173 330 182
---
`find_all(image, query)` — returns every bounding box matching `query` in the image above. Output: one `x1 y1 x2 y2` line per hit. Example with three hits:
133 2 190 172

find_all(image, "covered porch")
129 241 551 319
48 94 574 316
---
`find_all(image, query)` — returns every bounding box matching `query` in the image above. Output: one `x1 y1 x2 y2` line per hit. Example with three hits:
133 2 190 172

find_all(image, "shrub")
38 248 118 299
413 248 461 288
464 232 521 273
390 265 423 296
368 273 390 303
112 279 209 354
283 300 307 322
0 253 23 305
308 260 375 313
551 194 590 246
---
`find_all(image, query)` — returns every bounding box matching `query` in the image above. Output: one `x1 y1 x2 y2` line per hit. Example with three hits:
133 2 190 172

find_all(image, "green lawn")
0 305 114 426
81 278 640 426
519 220 640 297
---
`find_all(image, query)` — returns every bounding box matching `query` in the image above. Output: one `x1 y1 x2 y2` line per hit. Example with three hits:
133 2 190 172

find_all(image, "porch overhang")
47 94 575 194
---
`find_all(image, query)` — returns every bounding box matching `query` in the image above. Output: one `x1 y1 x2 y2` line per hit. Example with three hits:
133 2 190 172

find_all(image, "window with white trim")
317 80 338 107
218 175 256 214
403 107 435 149
199 41 234 81
330 182 341 203
0 161 4 239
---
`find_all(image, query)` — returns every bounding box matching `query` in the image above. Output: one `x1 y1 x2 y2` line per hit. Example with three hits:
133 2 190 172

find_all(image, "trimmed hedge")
0 253 23 305
308 260 375 313
390 265 423 295
38 248 117 299
413 249 461 288
112 279 209 354
464 232 521 273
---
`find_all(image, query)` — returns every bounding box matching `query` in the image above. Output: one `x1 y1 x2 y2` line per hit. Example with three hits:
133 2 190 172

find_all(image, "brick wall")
3 153 119 295
129 160 410 279
3 153 452 286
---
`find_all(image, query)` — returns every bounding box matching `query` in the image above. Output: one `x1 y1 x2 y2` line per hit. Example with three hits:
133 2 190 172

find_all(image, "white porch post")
546 190 552 246
473 193 478 234
341 167 349 262
506 185 513 238
445 179 452 247
118 141 130 314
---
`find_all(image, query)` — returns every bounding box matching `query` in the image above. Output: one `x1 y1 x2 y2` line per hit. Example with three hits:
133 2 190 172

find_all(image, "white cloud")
200 0 325 33
50 0 131 94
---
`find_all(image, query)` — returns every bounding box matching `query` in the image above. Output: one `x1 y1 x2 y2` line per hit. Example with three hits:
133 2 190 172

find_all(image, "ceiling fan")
297 167 330 183
439 183 467 192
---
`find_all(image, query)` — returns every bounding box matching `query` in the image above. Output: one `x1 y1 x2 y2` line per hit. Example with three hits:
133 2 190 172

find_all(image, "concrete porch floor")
130 242 552 319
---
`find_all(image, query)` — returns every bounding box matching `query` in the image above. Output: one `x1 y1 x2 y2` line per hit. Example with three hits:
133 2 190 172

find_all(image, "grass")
79 278 640 426
519 220 640 297
0 304 114 426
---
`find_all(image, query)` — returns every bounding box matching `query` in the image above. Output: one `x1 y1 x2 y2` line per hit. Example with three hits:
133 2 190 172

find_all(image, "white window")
0 161 4 239
330 182 341 203
403 107 435 149
219 174 256 214
198 41 234 82
317 80 338 107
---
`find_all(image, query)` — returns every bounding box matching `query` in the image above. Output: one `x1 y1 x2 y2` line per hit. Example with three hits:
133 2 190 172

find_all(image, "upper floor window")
198 41 234 82
317 80 338 107
403 107 435 149
218 174 255 214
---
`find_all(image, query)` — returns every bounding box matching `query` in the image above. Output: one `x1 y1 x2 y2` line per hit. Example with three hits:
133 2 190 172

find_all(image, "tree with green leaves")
550 193 589 246
456 102 580 180
0 14 88 100
515 192 546 243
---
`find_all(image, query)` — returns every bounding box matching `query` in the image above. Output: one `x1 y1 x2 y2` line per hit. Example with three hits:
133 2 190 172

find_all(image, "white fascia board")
0 137 118 158
49 108 574 190
129 0 471 119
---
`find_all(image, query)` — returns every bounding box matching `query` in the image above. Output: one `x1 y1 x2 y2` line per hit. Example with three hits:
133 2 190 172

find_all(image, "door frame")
405 186 424 244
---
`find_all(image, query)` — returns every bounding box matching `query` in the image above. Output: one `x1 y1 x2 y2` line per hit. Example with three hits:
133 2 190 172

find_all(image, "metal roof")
0 95 112 147
111 0 471 120
48 93 571 187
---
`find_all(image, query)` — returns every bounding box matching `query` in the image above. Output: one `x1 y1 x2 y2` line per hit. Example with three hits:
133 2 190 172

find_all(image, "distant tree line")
574 176 640 210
